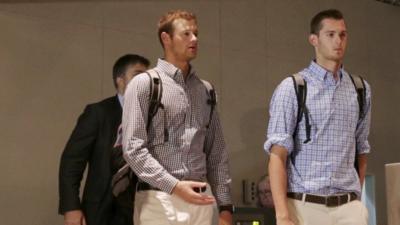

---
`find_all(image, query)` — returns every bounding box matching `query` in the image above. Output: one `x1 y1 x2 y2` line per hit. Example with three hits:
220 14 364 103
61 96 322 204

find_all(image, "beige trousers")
288 199 368 225
134 188 214 225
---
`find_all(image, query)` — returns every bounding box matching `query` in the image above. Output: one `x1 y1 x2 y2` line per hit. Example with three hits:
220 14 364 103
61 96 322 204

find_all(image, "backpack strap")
145 69 163 132
200 79 217 129
348 74 366 120
291 73 311 144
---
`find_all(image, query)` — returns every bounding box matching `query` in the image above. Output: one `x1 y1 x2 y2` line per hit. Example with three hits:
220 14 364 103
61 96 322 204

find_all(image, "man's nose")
334 34 343 45
191 33 198 42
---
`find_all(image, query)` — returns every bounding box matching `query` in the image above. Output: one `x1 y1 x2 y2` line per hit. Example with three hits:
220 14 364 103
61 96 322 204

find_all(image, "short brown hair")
310 9 344 35
158 10 197 48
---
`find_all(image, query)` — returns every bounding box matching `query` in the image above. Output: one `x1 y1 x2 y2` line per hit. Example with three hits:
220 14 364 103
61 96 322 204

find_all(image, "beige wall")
0 1 399 225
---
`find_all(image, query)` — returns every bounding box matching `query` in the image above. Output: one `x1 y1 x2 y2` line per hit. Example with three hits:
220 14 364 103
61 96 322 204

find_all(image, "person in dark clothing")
58 54 150 225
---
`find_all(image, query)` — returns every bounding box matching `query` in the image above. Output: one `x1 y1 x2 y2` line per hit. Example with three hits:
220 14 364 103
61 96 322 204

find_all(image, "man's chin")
186 55 197 61
329 55 344 62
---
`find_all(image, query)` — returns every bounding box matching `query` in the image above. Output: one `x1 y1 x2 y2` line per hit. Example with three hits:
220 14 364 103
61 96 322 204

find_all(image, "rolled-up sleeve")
264 77 298 155
355 80 372 154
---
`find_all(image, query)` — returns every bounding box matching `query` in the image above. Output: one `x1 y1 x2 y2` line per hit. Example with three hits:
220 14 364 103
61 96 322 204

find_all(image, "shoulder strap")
348 74 366 120
291 73 311 144
200 79 216 129
145 69 163 131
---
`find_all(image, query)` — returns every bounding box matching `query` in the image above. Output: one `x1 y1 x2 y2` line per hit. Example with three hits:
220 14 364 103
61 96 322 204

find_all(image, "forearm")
206 147 232 206
206 154 232 206
59 106 97 214
59 155 86 212
269 145 290 220
205 111 232 206
357 153 368 187
123 139 179 193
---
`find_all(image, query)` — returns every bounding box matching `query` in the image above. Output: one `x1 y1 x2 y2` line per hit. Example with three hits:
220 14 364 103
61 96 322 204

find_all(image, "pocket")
287 199 303 224
361 202 369 224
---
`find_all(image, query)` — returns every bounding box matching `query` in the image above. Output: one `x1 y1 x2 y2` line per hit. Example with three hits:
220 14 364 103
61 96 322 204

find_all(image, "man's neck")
315 58 342 80
117 89 124 96
165 55 190 79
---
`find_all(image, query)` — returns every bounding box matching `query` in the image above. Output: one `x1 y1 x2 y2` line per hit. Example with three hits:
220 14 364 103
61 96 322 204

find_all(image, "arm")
122 74 179 193
204 108 233 224
59 105 98 223
357 153 368 186
355 81 372 187
269 146 294 225
264 78 298 225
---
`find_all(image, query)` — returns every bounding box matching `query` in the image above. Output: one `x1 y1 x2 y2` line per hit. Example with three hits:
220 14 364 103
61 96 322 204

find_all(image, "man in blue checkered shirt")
264 9 371 225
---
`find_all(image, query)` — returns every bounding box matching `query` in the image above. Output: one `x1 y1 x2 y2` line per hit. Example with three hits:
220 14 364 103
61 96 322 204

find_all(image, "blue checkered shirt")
264 61 371 196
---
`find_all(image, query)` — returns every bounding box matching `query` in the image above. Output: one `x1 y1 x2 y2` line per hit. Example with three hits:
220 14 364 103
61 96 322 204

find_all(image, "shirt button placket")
182 84 191 177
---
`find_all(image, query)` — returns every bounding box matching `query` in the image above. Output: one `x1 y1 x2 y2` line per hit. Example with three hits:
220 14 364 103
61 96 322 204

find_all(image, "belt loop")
301 193 306 205
347 193 350 203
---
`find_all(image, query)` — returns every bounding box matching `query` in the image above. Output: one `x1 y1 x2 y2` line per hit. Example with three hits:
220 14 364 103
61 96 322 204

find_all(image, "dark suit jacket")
59 96 135 225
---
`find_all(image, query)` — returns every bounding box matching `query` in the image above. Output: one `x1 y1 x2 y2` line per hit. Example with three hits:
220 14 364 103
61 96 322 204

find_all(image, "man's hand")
172 180 215 205
64 210 86 225
218 211 232 225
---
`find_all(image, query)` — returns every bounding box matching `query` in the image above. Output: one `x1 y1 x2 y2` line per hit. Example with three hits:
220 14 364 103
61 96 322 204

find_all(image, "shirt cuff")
357 140 370 154
214 184 232 206
264 133 293 154
158 174 180 194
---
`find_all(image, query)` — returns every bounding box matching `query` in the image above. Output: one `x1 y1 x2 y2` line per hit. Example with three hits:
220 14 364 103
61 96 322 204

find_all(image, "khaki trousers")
288 198 368 225
134 188 214 225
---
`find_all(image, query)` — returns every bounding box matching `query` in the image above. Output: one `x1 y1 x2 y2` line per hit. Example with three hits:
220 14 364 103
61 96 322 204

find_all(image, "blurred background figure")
257 174 274 209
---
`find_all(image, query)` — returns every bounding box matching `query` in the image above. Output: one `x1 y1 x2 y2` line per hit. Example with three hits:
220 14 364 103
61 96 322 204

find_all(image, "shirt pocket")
147 107 168 147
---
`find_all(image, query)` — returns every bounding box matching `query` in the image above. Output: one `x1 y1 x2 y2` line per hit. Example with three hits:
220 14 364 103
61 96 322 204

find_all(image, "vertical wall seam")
100 3 105 99
265 0 268 99
218 0 223 111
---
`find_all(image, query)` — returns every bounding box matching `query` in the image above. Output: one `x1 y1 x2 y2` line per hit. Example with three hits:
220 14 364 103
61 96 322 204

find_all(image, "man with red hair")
122 10 233 225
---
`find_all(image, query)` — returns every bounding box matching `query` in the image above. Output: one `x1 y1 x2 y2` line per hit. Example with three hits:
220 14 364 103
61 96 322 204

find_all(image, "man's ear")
309 34 318 47
116 76 123 89
161 32 171 46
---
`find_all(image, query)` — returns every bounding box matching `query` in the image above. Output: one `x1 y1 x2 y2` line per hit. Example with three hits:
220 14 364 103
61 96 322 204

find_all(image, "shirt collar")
308 60 343 83
156 58 196 81
117 94 123 107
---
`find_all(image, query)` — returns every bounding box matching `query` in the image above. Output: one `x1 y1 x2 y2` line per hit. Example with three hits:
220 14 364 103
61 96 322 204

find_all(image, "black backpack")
291 73 367 174
111 69 217 197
